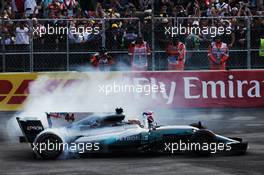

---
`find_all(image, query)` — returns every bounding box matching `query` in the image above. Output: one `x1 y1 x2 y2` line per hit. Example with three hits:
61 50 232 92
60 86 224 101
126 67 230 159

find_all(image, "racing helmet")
143 111 153 116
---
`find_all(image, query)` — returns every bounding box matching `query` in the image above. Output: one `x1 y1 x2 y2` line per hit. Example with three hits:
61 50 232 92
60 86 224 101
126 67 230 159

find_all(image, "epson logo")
27 125 43 131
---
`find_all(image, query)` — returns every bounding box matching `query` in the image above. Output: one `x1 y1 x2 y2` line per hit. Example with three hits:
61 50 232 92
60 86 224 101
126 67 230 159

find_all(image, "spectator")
106 23 123 50
109 0 124 11
2 1 13 18
63 0 78 18
106 8 118 18
141 17 151 43
156 0 173 16
252 17 264 49
159 5 169 17
166 37 186 70
238 1 252 16
24 0 38 18
172 5 187 17
95 3 107 18
231 7 239 16
2 9 11 19
260 37 264 57
90 47 114 71
139 0 151 11
11 0 25 18
233 19 247 48
155 18 172 50
208 35 229 70
205 2 217 16
68 23 85 44
123 6 132 17
128 36 151 71
123 26 138 48
220 19 235 48
198 19 211 48
214 0 231 16
0 26 14 45
15 21 29 45
40 0 53 18
79 0 94 12
32 18 45 46
186 0 201 16
48 0 64 19
256 5 264 16
82 20 96 43
185 21 203 69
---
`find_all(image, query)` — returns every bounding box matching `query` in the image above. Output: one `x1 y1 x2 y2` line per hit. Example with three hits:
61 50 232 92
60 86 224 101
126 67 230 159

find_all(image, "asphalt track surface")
0 109 264 175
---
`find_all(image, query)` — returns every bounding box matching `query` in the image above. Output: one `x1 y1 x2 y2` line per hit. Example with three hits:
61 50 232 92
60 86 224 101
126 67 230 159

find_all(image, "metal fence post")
66 20 69 71
138 19 141 36
151 1 155 71
29 19 34 72
102 19 106 48
1 18 6 72
246 17 251 69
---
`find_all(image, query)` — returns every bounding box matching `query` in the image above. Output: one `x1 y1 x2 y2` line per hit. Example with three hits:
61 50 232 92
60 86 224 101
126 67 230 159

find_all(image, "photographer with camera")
90 47 114 71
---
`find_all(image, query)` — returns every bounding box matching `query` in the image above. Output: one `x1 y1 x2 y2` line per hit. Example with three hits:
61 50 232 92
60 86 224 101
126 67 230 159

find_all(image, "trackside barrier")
0 70 264 111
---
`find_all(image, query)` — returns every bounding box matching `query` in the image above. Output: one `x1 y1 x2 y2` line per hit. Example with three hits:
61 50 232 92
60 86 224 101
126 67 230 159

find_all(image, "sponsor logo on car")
26 125 43 131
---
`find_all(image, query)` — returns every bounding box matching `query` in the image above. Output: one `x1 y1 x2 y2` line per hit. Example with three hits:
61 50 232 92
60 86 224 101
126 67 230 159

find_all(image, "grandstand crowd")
0 0 264 71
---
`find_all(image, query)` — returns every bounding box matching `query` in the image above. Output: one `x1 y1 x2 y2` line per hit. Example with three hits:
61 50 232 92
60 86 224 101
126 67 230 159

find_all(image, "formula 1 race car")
16 108 248 159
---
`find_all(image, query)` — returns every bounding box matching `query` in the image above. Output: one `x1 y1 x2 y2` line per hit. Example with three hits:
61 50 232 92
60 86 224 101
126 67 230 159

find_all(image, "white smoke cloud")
6 71 156 142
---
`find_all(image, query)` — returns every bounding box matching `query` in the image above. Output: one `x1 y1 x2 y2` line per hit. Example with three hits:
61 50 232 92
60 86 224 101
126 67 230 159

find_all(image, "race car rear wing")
17 112 95 143
16 117 44 144
17 112 77 143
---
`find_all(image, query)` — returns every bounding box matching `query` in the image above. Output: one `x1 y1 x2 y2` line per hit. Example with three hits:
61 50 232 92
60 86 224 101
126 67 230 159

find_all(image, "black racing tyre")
190 129 217 156
35 133 63 159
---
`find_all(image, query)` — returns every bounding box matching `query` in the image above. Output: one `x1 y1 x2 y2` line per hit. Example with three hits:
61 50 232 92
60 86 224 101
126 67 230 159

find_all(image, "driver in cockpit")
143 111 155 129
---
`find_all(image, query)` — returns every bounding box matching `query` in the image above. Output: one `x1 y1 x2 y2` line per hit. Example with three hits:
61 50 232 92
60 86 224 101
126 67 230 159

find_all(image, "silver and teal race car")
16 108 248 159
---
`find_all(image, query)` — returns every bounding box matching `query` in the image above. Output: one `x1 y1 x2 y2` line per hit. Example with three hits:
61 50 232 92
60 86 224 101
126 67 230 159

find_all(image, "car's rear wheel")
35 133 63 159
190 129 216 156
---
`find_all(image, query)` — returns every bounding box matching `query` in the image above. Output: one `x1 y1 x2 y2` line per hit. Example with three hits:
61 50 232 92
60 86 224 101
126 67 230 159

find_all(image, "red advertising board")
0 70 264 111
125 70 264 108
